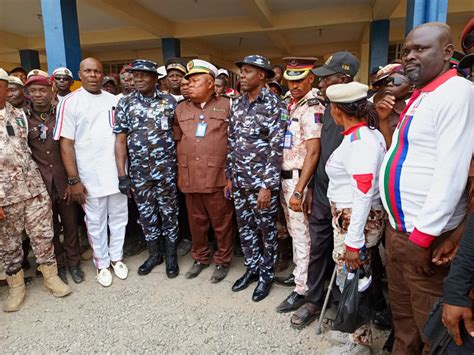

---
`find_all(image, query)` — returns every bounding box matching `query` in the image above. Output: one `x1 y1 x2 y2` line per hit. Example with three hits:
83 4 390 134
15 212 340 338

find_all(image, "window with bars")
388 42 403 63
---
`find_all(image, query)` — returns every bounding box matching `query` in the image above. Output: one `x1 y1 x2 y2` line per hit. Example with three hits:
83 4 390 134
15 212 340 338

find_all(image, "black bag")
422 298 453 355
333 268 375 333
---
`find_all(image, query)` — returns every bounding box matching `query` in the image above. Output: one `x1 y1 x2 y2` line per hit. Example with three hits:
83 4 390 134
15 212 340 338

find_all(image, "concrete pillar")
40 0 82 78
369 20 390 72
405 0 448 35
357 24 371 84
19 49 41 72
162 38 181 62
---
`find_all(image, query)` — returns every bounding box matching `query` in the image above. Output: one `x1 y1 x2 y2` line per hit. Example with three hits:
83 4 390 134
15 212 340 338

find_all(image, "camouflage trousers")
233 188 278 282
280 177 310 295
132 180 179 243
330 204 385 346
0 191 56 275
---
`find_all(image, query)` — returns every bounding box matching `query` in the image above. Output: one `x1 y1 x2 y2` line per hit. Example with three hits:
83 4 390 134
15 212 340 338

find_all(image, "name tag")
147 108 154 119
195 122 207 138
161 117 169 130
283 131 292 149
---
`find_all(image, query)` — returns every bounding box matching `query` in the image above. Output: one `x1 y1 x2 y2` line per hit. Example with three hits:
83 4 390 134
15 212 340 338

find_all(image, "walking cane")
316 265 337 335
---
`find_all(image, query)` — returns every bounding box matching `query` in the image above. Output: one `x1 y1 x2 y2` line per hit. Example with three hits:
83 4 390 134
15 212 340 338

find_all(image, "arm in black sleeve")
444 211 474 307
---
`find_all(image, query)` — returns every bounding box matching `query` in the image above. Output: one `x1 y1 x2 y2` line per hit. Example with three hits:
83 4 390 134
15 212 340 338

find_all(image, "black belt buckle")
281 170 292 179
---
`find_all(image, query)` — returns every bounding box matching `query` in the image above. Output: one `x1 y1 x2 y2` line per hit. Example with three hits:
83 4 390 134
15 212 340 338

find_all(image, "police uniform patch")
307 98 320 106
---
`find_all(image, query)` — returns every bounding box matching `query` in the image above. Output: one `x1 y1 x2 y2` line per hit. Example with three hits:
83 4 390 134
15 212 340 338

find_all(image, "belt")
281 169 301 179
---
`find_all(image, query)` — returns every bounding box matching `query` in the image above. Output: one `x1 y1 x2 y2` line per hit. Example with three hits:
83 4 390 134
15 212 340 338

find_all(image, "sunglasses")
462 30 474 51
381 76 408 87
54 76 72 82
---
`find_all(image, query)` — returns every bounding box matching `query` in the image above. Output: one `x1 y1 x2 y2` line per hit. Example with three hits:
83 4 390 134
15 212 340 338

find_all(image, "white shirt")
379 70 474 247
326 123 386 249
53 88 120 198
57 93 67 102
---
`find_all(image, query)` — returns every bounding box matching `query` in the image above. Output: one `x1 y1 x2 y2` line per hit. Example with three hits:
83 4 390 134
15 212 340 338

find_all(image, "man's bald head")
80 57 103 71
407 22 453 47
78 57 104 94
402 22 454 88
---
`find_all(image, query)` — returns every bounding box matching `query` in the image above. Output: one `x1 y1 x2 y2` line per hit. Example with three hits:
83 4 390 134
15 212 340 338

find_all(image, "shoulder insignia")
15 117 26 127
307 98 320 107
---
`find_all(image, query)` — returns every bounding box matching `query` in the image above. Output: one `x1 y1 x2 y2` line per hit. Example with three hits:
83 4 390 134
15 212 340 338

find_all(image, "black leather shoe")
276 291 306 313
58 267 68 285
138 240 164 275
252 281 272 302
69 266 85 284
185 261 209 279
231 270 258 292
123 239 147 258
274 274 296 288
165 240 179 278
177 239 192 257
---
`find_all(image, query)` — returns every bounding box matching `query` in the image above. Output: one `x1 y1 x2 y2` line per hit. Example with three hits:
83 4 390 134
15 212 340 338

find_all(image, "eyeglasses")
54 76 71 82
462 29 474 51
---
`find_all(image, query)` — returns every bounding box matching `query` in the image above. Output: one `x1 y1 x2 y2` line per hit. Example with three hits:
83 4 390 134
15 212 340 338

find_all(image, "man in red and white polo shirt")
379 23 474 353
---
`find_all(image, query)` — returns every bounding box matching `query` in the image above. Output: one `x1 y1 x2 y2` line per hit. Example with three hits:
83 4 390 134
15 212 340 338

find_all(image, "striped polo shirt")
379 69 474 247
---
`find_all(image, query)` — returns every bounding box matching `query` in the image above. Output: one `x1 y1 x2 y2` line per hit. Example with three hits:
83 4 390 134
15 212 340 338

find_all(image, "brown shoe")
185 261 209 279
210 265 229 283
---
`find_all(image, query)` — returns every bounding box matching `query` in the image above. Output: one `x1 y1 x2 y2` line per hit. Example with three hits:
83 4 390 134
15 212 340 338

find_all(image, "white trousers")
83 193 128 270
280 175 310 295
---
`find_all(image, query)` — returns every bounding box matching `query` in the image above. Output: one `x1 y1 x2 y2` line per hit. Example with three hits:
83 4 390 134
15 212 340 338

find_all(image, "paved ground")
0 252 389 354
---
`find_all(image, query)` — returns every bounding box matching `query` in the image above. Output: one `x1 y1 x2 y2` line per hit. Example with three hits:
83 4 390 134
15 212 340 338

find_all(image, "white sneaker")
327 330 350 345
111 261 128 280
96 268 113 287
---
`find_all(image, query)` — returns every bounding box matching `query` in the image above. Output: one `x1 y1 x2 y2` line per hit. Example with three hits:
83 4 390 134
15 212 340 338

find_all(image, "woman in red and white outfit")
325 82 386 354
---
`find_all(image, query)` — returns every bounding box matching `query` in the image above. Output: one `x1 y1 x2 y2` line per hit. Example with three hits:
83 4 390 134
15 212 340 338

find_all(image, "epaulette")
297 97 307 106
307 98 320 107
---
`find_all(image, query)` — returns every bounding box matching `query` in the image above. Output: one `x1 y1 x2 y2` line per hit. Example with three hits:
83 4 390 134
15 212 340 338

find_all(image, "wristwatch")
293 191 303 200
67 176 81 186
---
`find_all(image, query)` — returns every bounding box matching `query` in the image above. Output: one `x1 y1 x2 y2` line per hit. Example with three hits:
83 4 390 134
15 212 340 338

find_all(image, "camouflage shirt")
0 102 46 206
226 87 288 191
113 89 177 187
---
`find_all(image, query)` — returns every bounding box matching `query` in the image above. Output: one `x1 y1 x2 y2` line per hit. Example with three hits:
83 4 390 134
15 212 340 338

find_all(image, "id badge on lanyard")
161 117 169 130
146 108 154 119
195 122 207 137
283 131 292 149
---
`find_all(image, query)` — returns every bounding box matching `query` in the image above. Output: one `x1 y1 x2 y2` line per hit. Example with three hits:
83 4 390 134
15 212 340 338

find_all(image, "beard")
405 67 422 84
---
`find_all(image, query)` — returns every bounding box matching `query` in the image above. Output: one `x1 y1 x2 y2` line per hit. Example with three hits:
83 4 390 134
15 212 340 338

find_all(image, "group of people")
1 19 474 354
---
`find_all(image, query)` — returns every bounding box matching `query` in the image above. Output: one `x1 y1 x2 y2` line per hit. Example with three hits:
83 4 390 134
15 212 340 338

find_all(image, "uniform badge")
15 117 26 127
280 113 289 121
307 98 320 107
212 107 226 113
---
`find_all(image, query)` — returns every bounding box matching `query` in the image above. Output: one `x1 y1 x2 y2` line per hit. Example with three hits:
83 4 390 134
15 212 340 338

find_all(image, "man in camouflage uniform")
0 68 71 312
226 55 288 302
275 57 325 313
114 59 179 278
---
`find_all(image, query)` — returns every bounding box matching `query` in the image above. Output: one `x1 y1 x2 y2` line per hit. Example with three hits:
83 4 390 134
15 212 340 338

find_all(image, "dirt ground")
0 252 389 354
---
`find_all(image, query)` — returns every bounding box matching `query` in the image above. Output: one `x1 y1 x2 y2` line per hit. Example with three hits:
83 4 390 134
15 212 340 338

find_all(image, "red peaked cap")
461 18 474 52
25 75 52 87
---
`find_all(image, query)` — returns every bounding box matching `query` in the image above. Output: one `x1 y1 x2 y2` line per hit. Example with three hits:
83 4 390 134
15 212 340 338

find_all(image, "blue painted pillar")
162 38 181 62
19 49 41 72
405 0 449 35
40 0 82 79
369 20 390 73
